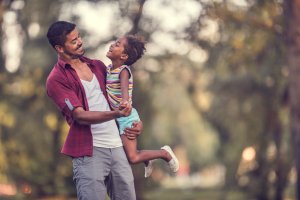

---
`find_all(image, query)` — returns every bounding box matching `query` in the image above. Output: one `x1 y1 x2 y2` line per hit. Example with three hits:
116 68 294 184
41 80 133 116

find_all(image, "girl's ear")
121 53 128 61
55 45 64 53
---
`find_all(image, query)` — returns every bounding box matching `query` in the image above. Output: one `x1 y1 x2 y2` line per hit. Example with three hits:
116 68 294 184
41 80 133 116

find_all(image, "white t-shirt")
80 74 122 148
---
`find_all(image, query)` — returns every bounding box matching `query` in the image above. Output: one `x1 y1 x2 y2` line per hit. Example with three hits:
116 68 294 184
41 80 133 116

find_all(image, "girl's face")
106 37 128 61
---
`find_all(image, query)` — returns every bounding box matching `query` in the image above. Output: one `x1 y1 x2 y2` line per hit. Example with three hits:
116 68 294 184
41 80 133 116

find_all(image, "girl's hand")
117 102 132 117
119 101 129 109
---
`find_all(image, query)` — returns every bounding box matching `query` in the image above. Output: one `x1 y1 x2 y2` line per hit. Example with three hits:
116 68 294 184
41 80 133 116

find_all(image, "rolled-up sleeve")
46 74 83 119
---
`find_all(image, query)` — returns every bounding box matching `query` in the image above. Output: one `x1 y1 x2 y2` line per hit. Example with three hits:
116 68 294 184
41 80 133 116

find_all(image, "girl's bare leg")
121 134 172 165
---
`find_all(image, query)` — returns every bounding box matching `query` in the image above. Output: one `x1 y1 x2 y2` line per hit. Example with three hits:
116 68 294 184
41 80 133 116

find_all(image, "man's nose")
78 37 83 45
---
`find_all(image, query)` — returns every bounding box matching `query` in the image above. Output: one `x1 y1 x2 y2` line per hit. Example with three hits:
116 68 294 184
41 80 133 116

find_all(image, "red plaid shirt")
46 56 108 157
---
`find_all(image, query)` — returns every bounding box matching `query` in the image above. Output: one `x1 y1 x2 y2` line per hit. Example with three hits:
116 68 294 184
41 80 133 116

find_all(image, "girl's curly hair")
123 35 146 66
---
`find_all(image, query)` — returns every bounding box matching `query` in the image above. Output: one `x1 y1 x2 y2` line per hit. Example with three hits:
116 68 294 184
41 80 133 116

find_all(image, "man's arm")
47 71 132 125
124 121 143 140
72 105 132 125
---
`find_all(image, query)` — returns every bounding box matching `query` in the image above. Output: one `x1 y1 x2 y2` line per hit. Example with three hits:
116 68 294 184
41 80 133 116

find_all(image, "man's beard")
64 48 85 59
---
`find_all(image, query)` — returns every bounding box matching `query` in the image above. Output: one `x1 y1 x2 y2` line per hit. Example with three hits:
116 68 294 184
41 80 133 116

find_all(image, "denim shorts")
116 108 140 135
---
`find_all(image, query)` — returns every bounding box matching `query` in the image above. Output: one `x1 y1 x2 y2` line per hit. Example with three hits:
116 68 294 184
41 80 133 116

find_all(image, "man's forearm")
73 109 120 125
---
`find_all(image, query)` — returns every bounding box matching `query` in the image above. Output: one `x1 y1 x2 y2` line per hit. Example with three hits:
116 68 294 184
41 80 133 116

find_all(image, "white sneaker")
161 145 179 173
144 160 154 178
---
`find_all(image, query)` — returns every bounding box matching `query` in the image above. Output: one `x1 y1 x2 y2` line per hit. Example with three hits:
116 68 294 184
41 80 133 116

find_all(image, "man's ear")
55 45 64 53
121 53 128 61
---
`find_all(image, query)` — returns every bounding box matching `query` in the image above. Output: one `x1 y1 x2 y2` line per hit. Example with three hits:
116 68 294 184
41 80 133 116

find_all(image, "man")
46 21 142 200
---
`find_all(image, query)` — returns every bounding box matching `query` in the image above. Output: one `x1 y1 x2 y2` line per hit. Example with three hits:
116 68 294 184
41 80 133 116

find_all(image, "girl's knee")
127 153 139 164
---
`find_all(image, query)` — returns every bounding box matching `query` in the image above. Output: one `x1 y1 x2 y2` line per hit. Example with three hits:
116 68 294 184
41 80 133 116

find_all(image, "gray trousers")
72 146 136 200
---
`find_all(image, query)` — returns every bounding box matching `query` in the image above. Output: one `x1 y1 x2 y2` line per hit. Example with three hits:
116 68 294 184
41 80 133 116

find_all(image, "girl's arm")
119 68 143 139
119 68 130 105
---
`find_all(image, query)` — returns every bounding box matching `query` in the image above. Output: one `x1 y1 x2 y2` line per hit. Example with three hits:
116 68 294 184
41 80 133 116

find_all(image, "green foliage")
0 0 295 199
186 0 292 199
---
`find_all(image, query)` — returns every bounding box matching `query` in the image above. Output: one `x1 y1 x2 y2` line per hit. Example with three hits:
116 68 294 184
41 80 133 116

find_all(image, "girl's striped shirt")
106 64 133 110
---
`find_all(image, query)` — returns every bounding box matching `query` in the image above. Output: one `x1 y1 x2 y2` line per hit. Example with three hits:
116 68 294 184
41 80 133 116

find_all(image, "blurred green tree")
0 0 297 200
0 0 76 198
185 0 292 199
285 0 300 199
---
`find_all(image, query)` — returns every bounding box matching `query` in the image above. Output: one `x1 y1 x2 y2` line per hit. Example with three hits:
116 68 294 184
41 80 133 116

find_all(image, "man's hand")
117 102 132 117
124 121 143 140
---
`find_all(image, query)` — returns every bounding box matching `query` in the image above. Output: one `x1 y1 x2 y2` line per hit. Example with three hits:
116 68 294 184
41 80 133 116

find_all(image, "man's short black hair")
47 21 76 49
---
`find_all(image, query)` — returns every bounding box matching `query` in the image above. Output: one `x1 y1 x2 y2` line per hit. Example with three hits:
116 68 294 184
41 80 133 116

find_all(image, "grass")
0 189 247 200
143 188 248 200
5 187 297 200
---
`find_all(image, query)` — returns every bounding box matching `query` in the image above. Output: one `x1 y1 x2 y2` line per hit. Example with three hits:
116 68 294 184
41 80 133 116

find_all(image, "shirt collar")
57 56 94 69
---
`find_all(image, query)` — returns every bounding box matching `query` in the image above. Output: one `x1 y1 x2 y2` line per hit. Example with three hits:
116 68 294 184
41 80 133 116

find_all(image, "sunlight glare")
11 0 25 10
2 11 23 73
28 22 40 39
229 0 249 7
242 147 256 161
198 19 220 44
189 48 208 63
144 0 201 32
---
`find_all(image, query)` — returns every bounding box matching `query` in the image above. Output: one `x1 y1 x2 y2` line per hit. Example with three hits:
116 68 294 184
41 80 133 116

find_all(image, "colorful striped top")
106 64 133 110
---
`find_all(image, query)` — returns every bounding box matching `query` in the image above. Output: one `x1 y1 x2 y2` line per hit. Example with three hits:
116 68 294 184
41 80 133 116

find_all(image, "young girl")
106 35 179 177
